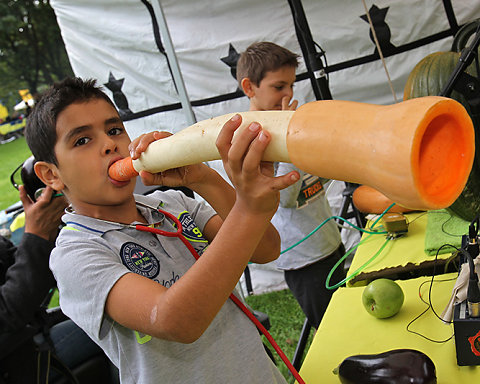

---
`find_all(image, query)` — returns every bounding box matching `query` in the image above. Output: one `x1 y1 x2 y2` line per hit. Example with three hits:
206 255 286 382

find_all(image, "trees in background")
0 0 73 111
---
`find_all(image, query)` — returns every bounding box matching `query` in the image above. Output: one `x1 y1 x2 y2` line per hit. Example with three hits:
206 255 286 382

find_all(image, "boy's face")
48 98 135 217
247 66 296 111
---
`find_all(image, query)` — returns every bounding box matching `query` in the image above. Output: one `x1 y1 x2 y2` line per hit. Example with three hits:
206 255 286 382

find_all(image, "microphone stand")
440 25 480 125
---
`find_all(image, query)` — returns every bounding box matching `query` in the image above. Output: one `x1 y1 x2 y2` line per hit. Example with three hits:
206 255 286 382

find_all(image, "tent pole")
287 0 332 101
151 0 196 125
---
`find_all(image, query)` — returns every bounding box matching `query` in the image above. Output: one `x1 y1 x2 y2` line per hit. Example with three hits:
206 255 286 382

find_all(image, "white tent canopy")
50 0 480 137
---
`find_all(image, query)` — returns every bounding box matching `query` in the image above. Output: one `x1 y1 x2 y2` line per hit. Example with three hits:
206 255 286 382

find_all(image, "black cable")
440 214 465 237
429 244 459 323
405 211 428 225
406 243 458 343
425 210 465 237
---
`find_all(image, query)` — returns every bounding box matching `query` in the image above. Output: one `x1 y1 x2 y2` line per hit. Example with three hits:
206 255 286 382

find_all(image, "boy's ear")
240 78 256 98
34 161 65 192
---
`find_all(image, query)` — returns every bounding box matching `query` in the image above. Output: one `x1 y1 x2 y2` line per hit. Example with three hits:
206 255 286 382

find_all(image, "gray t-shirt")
50 190 286 384
272 163 342 270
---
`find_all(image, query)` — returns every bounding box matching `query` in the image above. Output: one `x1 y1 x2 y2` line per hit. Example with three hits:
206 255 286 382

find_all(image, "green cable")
280 203 394 255
277 201 396 289
325 235 392 289
324 202 396 290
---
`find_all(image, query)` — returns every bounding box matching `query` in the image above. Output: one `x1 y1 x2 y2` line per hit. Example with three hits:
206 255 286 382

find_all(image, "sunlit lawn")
0 136 32 210
245 289 314 383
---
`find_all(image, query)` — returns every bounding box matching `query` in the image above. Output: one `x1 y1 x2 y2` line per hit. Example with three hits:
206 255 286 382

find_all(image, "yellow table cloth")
299 274 479 383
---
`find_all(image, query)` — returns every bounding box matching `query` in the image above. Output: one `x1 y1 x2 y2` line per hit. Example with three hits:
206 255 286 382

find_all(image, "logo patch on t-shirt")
178 211 207 242
120 242 159 278
176 211 209 256
297 174 324 208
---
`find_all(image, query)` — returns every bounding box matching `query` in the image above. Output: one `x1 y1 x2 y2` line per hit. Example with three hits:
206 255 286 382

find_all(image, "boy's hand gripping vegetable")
109 96 474 211
333 349 437 384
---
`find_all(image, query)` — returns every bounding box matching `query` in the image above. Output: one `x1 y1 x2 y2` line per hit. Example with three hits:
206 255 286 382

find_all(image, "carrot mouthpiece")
109 157 139 181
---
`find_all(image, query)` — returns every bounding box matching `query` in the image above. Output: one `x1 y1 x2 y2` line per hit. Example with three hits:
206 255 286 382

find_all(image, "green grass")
0 136 32 210
245 289 314 383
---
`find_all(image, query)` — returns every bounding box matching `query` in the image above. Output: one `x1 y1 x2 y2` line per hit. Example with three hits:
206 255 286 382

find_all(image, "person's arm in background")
0 186 67 332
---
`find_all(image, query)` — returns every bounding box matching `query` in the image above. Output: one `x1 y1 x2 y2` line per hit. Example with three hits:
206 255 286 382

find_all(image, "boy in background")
25 77 299 383
237 42 345 329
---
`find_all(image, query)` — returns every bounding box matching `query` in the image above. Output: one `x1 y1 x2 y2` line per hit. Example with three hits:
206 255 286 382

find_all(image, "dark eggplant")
333 349 437 384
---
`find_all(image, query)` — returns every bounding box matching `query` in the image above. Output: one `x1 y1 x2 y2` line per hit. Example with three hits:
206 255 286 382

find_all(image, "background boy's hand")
282 95 298 111
216 114 299 218
21 185 67 242
129 131 210 188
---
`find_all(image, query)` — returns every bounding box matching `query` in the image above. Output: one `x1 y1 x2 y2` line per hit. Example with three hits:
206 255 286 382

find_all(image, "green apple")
362 278 404 319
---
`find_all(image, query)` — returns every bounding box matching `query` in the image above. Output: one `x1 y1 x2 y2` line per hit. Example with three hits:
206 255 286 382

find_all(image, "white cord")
361 0 398 103
325 178 338 197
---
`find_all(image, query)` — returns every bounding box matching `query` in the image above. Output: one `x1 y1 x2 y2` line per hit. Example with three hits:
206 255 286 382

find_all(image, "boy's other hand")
130 131 209 188
21 185 67 242
129 130 169 161
217 114 299 217
282 96 298 111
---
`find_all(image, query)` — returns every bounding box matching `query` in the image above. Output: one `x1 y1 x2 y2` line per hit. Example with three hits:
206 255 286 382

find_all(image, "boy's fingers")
132 135 154 157
139 170 157 186
216 114 242 159
227 123 256 175
271 171 300 191
241 129 270 175
227 122 265 172
130 131 170 159
282 96 298 111
154 131 172 140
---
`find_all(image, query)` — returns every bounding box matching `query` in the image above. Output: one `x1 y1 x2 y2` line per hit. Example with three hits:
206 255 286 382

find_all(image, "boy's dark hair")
25 77 116 165
236 42 299 87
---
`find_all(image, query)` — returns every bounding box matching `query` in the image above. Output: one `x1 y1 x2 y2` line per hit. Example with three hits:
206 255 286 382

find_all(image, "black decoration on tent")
119 0 469 121
104 72 133 118
221 43 240 82
360 4 396 55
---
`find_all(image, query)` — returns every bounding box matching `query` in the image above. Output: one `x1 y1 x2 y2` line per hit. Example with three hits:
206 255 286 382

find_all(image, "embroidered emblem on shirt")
177 211 206 242
120 242 159 278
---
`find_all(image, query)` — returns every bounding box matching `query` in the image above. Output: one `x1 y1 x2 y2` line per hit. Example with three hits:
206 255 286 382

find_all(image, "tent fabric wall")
50 0 480 293
50 0 480 137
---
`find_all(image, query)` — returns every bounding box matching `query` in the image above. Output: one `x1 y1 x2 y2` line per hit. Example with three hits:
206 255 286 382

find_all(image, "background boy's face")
248 66 296 111
49 98 135 216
